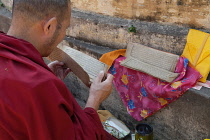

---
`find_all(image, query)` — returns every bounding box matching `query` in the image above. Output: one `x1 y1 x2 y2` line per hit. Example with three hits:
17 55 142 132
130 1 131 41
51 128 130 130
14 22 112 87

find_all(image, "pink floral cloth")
109 56 201 121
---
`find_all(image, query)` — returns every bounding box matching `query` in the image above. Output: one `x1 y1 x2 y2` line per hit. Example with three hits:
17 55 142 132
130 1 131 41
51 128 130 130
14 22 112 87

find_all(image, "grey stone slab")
64 36 116 59
0 6 11 33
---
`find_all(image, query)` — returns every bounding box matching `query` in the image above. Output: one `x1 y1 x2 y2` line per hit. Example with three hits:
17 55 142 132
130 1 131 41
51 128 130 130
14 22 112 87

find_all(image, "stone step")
64 36 116 59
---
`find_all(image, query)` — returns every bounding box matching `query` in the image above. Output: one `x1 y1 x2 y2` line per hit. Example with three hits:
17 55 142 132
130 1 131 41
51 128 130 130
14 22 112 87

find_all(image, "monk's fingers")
94 71 105 83
104 73 114 83
48 60 64 68
64 68 71 76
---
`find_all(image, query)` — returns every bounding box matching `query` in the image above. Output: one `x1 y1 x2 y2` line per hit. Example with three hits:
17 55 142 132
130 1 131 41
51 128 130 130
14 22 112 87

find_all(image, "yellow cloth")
99 49 126 67
182 29 210 82
97 110 113 122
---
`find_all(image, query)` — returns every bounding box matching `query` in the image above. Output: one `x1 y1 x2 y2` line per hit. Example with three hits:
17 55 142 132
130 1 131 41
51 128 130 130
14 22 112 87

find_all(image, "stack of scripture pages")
120 43 179 83
48 44 109 87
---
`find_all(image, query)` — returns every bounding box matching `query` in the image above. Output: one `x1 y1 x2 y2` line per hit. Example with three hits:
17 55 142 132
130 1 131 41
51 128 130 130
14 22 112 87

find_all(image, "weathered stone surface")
1 0 12 11
4 0 210 29
64 36 116 59
71 0 210 29
69 9 192 55
144 87 210 140
0 7 11 33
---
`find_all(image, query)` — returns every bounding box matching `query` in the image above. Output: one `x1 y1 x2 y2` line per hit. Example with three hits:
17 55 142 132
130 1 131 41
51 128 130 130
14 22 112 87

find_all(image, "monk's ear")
43 17 57 36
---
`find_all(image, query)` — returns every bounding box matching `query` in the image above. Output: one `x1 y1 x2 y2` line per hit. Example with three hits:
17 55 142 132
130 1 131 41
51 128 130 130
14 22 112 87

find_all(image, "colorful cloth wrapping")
109 56 201 121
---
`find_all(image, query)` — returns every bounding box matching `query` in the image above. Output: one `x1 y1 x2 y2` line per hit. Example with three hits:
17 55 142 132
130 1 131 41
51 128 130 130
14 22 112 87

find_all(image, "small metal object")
131 134 136 140
135 123 153 140
103 117 130 139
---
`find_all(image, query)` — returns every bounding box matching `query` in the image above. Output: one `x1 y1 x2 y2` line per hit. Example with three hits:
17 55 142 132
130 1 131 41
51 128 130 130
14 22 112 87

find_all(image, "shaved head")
13 0 70 22
8 0 71 57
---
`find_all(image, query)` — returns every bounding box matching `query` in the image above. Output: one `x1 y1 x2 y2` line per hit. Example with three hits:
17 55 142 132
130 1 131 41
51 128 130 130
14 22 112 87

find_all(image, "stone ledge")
64 36 116 59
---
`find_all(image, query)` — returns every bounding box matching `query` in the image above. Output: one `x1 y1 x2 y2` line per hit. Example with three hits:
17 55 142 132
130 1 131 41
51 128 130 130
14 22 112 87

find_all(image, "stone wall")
71 0 210 29
1 0 12 10
3 0 210 29
68 9 189 55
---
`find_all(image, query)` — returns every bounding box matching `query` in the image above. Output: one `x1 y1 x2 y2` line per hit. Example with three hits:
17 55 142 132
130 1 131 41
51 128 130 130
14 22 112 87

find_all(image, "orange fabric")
99 49 126 67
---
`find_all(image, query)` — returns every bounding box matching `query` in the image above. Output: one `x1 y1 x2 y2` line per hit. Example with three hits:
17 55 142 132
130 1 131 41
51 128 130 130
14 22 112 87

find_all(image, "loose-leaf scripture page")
48 44 108 86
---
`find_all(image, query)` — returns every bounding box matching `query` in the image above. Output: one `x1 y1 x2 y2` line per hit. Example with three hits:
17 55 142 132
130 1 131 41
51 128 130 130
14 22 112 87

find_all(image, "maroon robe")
0 32 111 140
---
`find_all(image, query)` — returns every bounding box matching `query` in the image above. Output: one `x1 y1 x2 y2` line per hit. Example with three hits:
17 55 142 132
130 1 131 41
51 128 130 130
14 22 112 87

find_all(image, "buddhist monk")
0 0 115 139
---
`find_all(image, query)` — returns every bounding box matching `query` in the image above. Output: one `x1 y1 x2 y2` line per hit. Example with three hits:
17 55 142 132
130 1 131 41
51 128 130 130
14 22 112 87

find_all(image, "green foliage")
128 25 136 33
0 1 5 7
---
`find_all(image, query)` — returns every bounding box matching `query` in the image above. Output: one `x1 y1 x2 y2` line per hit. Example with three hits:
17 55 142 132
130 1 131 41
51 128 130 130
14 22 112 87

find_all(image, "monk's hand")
48 60 71 80
85 71 114 110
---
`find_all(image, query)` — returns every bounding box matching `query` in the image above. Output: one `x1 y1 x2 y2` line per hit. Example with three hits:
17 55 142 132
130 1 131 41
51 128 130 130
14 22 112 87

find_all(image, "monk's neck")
7 25 42 52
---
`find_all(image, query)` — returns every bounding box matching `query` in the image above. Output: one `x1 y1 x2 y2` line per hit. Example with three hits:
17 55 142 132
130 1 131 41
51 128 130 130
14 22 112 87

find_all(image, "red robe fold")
0 32 108 140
